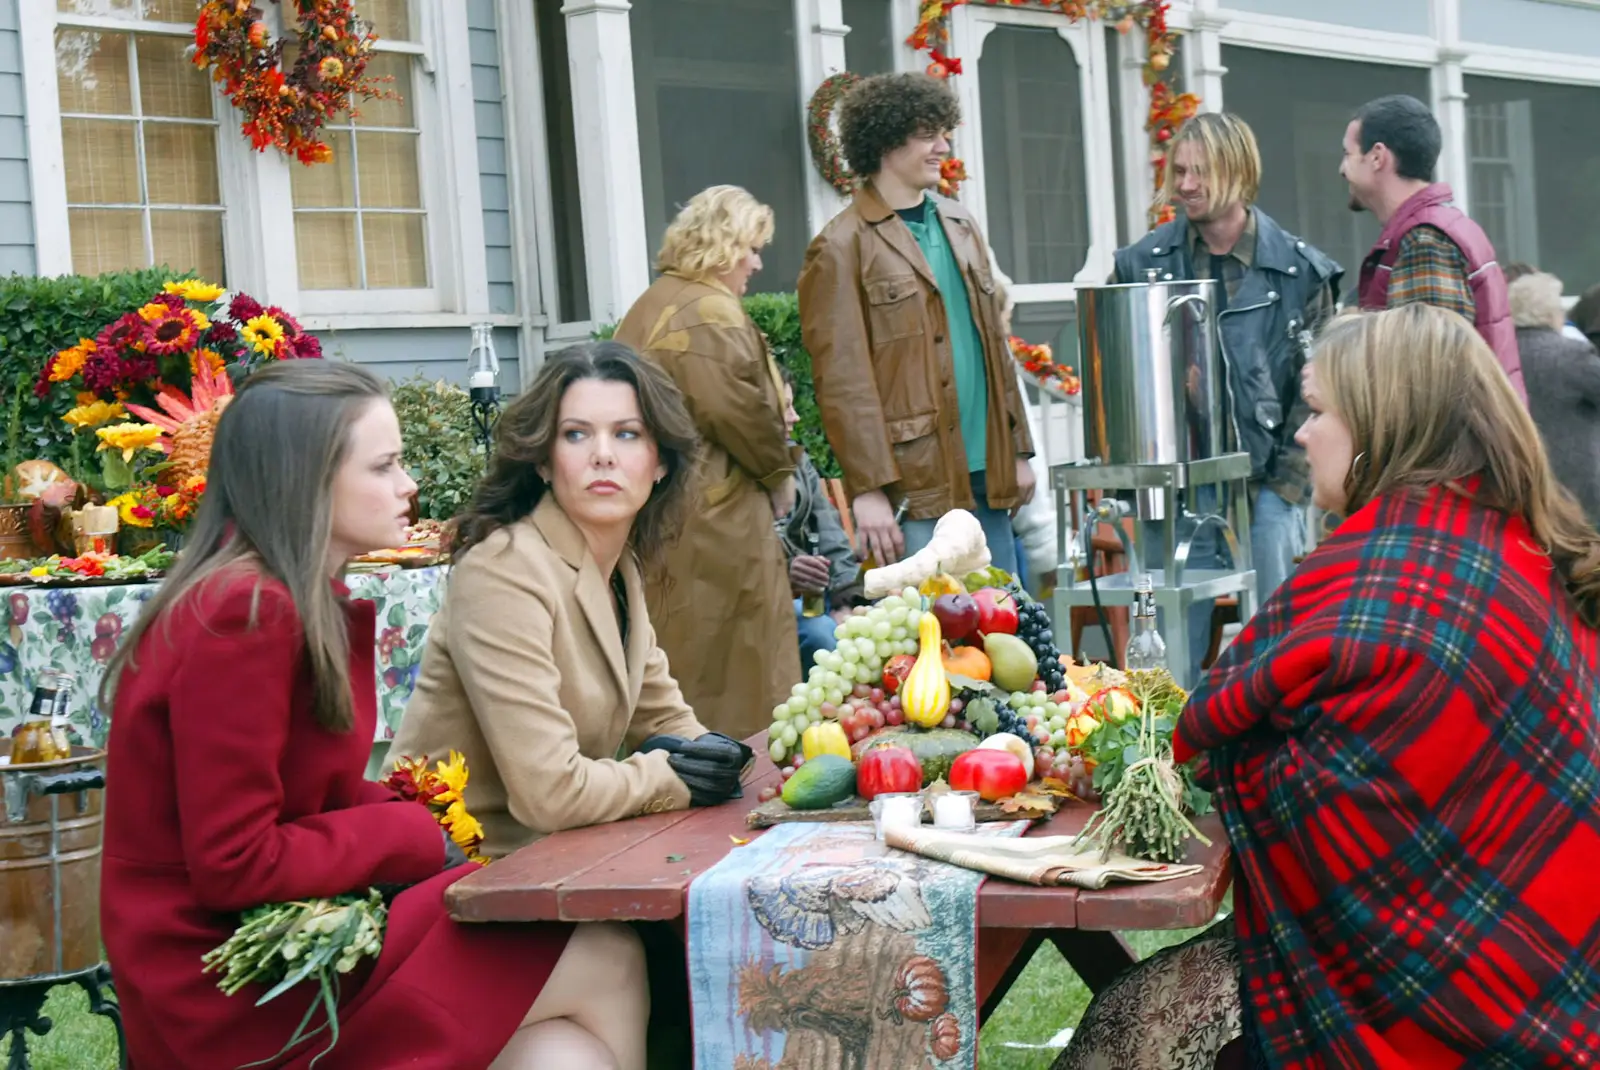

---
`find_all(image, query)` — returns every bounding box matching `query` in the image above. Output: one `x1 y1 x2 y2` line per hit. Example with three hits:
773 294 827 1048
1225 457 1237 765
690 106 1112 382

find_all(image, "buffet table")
0 565 448 747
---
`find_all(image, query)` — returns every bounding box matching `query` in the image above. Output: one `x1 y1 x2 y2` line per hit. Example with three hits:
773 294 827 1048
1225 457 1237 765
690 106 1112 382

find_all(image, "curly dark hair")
838 72 961 179
452 341 701 573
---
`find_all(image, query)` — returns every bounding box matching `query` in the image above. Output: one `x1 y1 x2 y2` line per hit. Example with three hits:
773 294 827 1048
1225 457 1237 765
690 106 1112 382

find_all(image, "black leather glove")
637 732 754 808
375 827 475 906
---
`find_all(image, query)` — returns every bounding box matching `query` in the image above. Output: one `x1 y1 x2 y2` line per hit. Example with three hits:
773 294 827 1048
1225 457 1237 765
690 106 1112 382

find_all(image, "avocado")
781 754 857 810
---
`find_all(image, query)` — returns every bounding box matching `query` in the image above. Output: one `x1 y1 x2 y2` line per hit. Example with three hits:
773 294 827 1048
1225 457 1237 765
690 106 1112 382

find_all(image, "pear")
982 632 1038 693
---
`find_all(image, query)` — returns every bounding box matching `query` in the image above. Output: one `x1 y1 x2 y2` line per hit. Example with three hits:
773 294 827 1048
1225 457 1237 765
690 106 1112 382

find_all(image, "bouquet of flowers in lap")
202 751 485 1063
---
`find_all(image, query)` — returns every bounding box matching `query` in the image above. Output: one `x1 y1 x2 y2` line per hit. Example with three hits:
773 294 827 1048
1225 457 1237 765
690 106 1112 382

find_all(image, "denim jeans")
901 471 1020 576
1138 484 1305 681
794 597 838 671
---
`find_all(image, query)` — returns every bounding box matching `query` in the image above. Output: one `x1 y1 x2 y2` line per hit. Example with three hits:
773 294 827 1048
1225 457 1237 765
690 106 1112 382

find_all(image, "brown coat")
614 274 801 740
798 185 1034 520
390 497 706 859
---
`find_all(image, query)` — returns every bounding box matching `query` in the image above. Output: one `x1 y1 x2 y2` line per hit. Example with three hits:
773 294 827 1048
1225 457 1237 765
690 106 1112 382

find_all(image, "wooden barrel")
0 502 36 561
1 746 106 980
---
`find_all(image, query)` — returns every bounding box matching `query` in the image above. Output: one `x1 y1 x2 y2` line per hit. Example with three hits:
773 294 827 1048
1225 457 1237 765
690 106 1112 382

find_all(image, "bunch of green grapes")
764 586 924 770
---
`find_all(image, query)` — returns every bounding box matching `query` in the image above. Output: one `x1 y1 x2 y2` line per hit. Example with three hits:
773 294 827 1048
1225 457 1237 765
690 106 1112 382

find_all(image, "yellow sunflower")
431 750 470 806
163 279 226 303
241 314 285 356
95 422 166 462
106 491 154 529
190 348 227 378
62 400 128 429
443 799 485 852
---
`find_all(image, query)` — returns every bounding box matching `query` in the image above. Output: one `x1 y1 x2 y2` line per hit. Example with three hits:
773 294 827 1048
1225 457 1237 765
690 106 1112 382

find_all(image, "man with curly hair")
798 73 1034 573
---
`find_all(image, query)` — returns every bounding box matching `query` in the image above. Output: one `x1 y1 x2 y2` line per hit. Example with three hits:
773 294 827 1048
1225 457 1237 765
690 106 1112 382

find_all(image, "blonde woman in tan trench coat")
613 185 801 741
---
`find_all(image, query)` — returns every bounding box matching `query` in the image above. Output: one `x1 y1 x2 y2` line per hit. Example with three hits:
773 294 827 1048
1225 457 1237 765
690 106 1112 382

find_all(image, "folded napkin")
884 826 1203 888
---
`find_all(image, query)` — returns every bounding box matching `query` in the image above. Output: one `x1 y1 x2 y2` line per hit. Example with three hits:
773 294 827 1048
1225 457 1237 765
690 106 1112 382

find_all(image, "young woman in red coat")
99 360 649 1069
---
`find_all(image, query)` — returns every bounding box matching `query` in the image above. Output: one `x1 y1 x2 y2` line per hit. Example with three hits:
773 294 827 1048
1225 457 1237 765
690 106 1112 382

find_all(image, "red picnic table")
447 731 1231 1035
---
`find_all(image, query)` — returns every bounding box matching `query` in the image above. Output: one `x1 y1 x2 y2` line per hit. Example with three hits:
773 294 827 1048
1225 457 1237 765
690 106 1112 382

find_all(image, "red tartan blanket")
1175 483 1600 1069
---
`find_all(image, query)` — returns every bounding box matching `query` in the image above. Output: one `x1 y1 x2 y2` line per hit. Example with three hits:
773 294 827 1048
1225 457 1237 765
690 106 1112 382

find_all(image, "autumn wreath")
192 0 393 165
805 71 864 197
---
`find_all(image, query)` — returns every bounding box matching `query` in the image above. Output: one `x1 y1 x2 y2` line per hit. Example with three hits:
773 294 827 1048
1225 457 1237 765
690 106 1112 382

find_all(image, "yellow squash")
901 610 952 728
801 720 852 762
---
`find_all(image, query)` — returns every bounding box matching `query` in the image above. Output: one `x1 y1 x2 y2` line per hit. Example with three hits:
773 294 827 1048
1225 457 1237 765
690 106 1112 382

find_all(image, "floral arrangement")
908 1 1200 226
39 280 318 528
1008 336 1081 396
202 752 485 1065
193 0 393 165
381 751 486 860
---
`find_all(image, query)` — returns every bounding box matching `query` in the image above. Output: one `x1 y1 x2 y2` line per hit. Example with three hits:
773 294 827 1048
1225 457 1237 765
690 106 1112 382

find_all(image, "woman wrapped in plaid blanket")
1056 303 1600 1069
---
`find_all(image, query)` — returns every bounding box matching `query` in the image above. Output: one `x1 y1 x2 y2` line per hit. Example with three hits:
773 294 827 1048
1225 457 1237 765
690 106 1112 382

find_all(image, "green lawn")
2 924 1213 1069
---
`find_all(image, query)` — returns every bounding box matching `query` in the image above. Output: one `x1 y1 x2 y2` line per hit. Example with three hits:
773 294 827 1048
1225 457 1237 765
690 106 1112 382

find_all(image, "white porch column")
1429 0 1470 214
795 0 852 238
1187 0 1229 114
561 0 650 326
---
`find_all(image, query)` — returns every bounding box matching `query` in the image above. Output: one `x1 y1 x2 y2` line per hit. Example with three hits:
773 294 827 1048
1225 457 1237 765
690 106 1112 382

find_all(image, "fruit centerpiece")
756 510 1211 863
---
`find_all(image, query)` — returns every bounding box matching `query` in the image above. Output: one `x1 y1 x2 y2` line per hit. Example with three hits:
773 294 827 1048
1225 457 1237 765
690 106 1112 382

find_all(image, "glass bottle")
801 530 826 618
8 671 75 763
1123 574 1167 671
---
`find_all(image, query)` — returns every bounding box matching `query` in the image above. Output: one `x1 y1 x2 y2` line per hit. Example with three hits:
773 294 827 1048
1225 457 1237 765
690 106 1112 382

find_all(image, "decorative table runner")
0 565 447 746
687 820 1028 1070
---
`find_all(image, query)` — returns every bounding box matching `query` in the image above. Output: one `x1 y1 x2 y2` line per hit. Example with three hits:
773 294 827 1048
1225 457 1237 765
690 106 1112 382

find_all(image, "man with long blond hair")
1111 111 1341 675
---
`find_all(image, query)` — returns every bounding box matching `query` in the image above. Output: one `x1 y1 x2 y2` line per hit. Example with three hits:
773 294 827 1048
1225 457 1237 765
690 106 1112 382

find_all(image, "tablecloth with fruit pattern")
0 565 447 749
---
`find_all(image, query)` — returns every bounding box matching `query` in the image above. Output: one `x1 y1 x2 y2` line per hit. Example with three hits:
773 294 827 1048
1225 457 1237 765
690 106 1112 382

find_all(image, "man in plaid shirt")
1343 94 1525 398
1112 113 1342 678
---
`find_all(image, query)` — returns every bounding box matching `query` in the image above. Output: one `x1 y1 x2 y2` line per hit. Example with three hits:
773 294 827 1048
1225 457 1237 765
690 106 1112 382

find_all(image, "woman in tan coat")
614 186 801 739
391 342 754 866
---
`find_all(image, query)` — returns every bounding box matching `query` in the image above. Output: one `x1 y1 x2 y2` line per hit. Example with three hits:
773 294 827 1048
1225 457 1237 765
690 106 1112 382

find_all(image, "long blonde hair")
1163 112 1262 212
1313 303 1600 625
655 185 774 281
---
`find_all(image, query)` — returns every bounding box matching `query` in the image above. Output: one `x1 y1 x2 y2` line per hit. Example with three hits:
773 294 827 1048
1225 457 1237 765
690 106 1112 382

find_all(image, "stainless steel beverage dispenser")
1045 274 1257 689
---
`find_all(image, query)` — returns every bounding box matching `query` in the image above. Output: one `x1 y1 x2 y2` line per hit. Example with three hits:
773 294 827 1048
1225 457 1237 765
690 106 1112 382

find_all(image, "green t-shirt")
898 198 989 474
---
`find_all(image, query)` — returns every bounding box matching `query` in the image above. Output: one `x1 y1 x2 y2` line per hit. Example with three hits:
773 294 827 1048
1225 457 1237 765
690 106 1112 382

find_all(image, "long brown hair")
1313 303 1600 625
453 341 700 570
101 361 391 731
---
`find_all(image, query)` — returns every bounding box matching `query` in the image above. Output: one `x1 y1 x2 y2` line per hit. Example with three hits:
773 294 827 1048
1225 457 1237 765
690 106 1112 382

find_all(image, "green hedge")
594 291 840 479
389 376 487 521
0 268 194 480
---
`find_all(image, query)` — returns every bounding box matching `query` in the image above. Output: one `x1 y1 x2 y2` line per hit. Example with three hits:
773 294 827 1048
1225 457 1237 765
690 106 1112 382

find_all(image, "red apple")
949 749 1029 801
971 587 1020 636
931 593 981 641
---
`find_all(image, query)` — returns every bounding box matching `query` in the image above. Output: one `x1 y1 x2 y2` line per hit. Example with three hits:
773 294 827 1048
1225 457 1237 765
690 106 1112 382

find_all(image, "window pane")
631 0 808 295
536 0 588 322
57 30 132 116
143 123 220 205
355 133 422 208
151 210 224 281
1221 46 1430 286
356 53 415 128
63 119 141 204
291 131 356 207
69 208 144 275
59 0 192 20
138 35 211 119
295 213 361 289
979 25 1090 284
1464 76 1600 293
842 0 894 75
362 214 429 288
360 0 413 42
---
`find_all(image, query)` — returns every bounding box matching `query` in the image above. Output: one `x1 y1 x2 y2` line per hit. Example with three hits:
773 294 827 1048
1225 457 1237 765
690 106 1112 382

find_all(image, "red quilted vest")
1357 182 1525 402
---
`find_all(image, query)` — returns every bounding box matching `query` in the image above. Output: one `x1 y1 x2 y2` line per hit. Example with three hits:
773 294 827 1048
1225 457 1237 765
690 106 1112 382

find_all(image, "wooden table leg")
977 929 1045 1023
1048 930 1139 994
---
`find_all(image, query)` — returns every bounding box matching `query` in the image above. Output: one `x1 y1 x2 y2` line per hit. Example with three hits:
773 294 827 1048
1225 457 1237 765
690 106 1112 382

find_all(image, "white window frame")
19 2 490 328
949 2 1119 304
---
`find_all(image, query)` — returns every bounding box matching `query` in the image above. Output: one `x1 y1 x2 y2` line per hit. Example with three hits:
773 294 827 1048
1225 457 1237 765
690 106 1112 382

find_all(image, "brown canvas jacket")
798 184 1033 521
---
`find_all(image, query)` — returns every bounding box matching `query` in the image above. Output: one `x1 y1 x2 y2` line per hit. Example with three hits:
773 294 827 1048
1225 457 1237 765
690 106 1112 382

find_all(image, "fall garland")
908 0 1200 224
192 0 393 165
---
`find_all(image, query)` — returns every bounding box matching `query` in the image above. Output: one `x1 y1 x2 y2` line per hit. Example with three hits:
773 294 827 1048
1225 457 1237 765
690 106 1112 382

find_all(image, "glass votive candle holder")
932 790 979 831
869 792 923 840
